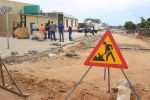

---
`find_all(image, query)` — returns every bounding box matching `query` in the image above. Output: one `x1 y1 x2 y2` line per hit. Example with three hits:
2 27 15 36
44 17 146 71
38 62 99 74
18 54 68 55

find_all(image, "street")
0 31 150 100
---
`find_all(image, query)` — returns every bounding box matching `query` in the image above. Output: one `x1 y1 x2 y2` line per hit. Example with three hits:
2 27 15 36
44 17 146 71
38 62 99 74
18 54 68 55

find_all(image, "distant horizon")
10 0 150 26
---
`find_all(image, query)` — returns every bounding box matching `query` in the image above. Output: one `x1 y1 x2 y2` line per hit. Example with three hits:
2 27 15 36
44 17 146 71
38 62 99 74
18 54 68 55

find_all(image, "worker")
84 27 88 37
38 24 45 33
49 21 57 41
58 21 64 42
67 26 73 41
45 20 50 39
38 24 46 40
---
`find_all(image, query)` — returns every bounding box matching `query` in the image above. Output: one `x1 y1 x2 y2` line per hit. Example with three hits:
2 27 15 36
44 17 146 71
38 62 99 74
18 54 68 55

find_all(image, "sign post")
64 67 92 100
65 29 140 100
0 6 12 49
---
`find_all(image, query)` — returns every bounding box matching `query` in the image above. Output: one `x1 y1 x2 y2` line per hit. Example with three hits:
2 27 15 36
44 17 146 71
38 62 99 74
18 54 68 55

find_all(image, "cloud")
11 0 150 25
11 0 150 13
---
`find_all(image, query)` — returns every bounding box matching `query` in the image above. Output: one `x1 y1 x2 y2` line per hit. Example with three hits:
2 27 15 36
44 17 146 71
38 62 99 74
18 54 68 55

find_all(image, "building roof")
21 13 49 18
64 14 78 20
8 0 34 5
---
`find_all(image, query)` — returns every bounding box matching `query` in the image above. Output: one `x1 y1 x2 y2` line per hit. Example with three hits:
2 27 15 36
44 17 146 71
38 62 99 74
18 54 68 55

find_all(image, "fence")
138 28 150 36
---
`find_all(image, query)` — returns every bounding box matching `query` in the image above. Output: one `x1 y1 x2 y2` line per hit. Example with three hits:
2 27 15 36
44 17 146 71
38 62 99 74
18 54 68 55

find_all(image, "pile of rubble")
1 47 64 64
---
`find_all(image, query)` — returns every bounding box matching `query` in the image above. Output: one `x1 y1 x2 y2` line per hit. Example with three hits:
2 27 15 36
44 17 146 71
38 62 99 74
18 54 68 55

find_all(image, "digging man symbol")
103 42 115 62
93 41 116 62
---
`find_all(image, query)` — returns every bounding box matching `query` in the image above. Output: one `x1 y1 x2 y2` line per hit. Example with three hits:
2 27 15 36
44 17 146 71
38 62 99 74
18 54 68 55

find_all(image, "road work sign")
84 30 128 69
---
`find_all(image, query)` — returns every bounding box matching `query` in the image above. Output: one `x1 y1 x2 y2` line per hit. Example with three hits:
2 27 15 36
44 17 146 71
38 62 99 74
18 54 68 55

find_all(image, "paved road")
1 31 150 57
0 32 92 56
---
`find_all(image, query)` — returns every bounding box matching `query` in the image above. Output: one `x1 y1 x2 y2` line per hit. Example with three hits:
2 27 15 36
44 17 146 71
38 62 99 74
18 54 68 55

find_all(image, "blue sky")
12 0 150 26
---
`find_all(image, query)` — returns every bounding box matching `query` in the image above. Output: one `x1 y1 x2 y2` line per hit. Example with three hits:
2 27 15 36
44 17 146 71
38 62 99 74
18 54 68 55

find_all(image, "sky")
11 0 150 26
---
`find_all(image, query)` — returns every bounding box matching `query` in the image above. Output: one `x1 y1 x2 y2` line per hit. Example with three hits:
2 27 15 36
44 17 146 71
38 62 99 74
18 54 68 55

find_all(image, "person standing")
67 26 73 41
92 26 95 35
58 21 64 42
84 27 88 37
46 20 50 39
49 21 56 41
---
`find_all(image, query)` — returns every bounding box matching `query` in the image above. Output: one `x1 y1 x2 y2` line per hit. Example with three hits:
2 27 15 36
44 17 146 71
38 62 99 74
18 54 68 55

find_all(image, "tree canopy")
124 17 150 29
84 18 101 24
147 17 150 22
124 21 136 30
137 17 150 28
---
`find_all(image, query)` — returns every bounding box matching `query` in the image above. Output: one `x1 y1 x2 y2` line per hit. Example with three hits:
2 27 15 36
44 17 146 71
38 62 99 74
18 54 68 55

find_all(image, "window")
66 19 68 28
71 20 73 27
75 20 77 27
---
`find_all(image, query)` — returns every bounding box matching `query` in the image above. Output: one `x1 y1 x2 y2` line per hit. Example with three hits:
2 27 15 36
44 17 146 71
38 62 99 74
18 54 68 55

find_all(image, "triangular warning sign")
84 30 128 69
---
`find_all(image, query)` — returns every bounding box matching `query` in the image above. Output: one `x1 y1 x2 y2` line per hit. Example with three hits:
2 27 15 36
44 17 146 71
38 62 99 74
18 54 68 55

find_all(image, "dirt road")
0 32 150 100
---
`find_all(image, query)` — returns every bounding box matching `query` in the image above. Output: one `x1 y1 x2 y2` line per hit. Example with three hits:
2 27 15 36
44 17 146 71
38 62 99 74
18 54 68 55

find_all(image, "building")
0 0 33 13
0 0 78 36
64 14 78 32
0 0 33 34
44 12 64 32
0 0 51 35
45 12 78 32
21 14 51 34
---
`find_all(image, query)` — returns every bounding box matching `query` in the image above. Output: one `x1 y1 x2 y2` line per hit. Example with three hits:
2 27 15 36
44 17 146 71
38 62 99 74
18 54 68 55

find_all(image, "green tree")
140 17 146 22
145 21 150 28
84 18 101 24
147 17 150 22
137 21 146 28
137 17 150 28
124 21 136 30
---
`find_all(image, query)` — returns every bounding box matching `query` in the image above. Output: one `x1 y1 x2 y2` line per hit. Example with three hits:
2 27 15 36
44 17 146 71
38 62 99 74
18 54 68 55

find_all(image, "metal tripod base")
0 84 29 97
0 57 29 97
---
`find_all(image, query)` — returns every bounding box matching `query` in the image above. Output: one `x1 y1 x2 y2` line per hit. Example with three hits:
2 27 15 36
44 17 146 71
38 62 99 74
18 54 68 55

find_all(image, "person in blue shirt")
67 26 73 41
58 21 64 42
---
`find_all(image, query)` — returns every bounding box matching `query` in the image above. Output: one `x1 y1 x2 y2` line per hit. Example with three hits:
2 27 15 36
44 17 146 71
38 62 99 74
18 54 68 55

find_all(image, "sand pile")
15 28 30 39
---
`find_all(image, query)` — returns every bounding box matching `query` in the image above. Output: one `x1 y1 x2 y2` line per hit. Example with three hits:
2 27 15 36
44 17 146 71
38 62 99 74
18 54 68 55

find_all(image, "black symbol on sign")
103 42 115 62
93 53 105 61
92 42 116 62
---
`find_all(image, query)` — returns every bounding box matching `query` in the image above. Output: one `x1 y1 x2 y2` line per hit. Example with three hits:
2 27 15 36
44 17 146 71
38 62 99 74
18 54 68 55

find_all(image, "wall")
8 14 20 32
0 14 7 32
64 17 78 32
0 14 51 35
0 0 32 13
0 13 20 32
26 15 51 34
138 28 150 36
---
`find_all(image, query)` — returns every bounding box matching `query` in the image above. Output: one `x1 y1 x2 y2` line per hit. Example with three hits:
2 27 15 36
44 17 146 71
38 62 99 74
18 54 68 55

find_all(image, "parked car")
77 28 85 33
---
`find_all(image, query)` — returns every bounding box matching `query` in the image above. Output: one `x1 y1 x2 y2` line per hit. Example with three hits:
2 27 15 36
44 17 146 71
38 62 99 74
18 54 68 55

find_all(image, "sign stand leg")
6 12 10 49
104 67 107 80
0 58 28 97
121 69 140 100
0 63 5 86
64 67 92 100
108 68 111 92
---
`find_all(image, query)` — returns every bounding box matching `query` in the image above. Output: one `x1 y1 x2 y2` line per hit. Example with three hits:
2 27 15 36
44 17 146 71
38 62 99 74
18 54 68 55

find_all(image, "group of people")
38 20 73 42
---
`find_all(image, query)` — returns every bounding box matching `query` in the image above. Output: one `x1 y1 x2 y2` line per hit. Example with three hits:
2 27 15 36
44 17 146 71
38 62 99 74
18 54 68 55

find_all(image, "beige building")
0 0 32 33
64 14 78 32
45 12 78 32
0 0 51 35
0 13 20 32
0 0 33 13
0 13 51 33
45 12 64 27
23 14 51 34
0 0 78 35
